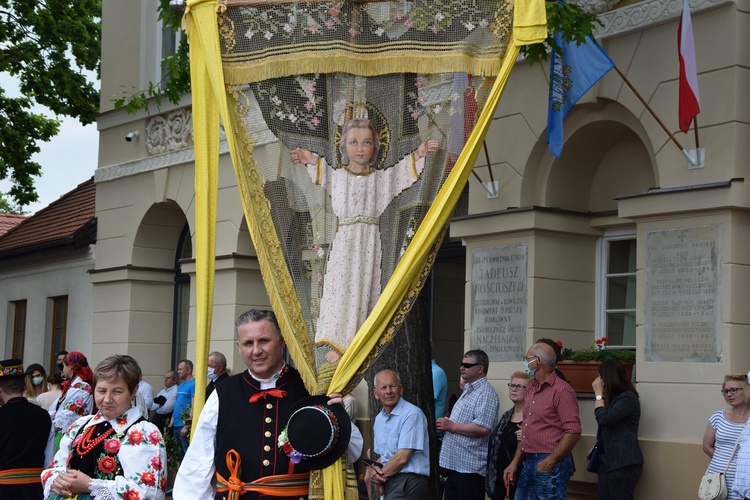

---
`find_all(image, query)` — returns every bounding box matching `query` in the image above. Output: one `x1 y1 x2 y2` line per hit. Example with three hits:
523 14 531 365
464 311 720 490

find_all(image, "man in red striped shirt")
503 342 581 499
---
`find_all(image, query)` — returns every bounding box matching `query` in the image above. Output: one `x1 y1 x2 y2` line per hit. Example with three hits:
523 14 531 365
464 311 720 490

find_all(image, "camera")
125 131 140 142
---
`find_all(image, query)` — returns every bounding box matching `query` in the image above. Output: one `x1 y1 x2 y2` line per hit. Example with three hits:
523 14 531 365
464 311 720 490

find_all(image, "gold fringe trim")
223 50 508 85
225 94 318 392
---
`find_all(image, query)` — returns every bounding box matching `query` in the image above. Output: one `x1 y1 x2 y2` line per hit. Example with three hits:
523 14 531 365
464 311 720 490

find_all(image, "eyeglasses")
721 387 744 396
507 383 527 390
460 362 480 369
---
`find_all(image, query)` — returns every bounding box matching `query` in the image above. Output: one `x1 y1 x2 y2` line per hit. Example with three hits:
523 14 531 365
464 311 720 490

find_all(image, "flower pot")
557 361 635 393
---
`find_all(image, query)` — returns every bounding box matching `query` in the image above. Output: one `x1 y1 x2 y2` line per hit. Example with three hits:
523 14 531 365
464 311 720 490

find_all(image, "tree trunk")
365 287 441 499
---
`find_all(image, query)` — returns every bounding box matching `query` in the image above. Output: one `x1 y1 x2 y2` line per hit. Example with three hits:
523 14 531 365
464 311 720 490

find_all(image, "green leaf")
0 0 101 207
520 0 602 66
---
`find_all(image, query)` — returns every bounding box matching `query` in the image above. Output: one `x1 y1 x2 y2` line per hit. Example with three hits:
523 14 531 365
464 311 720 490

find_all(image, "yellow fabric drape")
322 38 525 500
187 0 547 496
185 0 232 429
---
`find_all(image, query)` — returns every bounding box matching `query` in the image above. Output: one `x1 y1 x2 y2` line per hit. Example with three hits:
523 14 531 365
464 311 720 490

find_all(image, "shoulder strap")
723 425 745 474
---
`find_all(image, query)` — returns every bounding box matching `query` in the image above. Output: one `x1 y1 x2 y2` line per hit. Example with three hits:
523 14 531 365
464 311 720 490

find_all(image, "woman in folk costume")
42 354 167 500
291 114 438 363
49 351 95 451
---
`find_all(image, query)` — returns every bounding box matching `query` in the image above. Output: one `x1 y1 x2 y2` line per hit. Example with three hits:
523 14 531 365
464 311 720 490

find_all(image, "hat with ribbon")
0 359 25 378
278 395 351 471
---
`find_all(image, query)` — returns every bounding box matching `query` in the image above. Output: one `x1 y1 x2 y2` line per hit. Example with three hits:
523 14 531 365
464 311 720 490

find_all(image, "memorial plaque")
470 244 527 361
645 225 722 362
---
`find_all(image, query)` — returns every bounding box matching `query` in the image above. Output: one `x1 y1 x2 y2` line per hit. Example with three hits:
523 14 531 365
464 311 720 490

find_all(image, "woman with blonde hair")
23 363 47 404
702 373 750 500
486 370 531 499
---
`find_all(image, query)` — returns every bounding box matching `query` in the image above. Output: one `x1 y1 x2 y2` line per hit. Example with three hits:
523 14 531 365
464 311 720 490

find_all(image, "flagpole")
693 115 700 148
612 65 696 166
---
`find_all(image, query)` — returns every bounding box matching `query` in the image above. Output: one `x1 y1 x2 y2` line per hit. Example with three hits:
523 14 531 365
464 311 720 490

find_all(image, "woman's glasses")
721 387 744 395
507 383 527 390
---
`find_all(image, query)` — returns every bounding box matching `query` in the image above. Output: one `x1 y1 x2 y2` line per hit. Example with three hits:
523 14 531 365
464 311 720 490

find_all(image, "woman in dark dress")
591 360 643 499
486 371 531 499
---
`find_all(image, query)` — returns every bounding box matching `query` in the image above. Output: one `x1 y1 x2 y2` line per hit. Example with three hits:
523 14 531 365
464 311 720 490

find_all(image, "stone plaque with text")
645 225 722 362
470 245 527 362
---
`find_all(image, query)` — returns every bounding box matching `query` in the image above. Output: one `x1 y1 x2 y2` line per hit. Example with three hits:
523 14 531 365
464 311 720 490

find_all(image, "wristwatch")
595 394 604 401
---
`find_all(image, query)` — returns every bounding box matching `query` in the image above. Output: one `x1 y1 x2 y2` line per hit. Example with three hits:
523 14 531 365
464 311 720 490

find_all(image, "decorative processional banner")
184 0 545 497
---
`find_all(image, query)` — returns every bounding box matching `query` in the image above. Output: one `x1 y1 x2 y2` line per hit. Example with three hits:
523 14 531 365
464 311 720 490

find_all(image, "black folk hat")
0 359 25 378
278 395 351 471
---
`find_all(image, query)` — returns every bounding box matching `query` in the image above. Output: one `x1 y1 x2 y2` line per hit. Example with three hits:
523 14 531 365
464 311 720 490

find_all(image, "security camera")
125 131 140 142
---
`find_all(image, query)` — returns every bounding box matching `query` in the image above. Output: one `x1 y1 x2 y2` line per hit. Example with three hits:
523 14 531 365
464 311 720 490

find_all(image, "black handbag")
586 440 601 473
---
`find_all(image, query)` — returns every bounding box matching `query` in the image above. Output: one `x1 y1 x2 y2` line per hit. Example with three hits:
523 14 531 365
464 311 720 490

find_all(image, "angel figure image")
291 116 438 362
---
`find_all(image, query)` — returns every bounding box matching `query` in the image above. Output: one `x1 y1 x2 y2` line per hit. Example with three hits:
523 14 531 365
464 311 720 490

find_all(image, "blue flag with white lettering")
547 33 615 157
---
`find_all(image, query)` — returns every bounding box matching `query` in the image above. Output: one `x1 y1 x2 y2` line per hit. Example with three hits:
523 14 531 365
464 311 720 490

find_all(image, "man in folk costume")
0 359 53 499
174 309 362 499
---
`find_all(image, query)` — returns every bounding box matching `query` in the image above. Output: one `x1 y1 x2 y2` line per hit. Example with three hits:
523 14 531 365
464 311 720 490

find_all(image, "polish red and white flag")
678 0 701 133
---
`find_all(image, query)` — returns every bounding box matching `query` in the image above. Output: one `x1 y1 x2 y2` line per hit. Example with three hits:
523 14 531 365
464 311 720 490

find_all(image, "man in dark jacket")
0 359 53 499
205 351 230 400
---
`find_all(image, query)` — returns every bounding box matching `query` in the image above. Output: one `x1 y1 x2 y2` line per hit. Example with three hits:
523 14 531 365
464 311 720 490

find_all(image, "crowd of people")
1 318 749 499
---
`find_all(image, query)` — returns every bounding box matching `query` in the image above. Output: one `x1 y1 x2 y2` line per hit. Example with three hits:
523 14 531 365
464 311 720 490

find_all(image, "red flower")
151 455 163 471
282 443 293 454
160 476 167 492
556 340 563 347
117 416 128 426
140 470 156 487
104 438 121 454
122 488 142 500
147 429 162 445
97 455 118 475
127 428 144 445
42 470 53 484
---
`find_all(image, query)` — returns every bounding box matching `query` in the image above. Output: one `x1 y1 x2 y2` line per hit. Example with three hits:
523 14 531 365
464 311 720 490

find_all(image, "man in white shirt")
151 370 178 433
174 309 362 499
135 374 155 419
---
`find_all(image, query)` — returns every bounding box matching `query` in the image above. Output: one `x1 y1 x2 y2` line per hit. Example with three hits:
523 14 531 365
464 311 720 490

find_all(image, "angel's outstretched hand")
415 139 439 159
290 147 316 165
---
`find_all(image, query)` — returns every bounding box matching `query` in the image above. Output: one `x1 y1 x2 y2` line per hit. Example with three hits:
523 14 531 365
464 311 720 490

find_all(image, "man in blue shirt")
172 359 195 460
432 346 447 419
367 369 430 500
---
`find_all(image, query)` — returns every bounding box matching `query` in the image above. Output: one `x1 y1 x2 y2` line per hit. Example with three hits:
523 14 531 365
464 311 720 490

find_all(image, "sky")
0 74 100 215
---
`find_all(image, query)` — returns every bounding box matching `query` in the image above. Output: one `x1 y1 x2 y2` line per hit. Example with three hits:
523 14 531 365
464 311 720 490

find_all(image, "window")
172 224 191 368
159 21 183 85
11 300 27 359
596 230 636 348
51 296 68 366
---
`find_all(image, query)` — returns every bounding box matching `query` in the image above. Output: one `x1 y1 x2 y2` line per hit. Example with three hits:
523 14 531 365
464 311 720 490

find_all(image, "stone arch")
521 100 658 212
236 216 255 256
131 201 189 268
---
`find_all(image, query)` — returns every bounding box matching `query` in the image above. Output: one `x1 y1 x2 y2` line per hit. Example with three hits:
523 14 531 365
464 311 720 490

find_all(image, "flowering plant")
178 406 192 441
559 338 635 362
163 434 182 472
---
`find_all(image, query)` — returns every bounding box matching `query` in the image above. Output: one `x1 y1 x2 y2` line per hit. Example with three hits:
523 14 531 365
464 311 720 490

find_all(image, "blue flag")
547 33 615 157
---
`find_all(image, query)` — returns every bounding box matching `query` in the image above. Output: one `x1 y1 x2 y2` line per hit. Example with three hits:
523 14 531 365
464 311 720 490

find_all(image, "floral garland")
277 405 339 464
277 428 304 464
